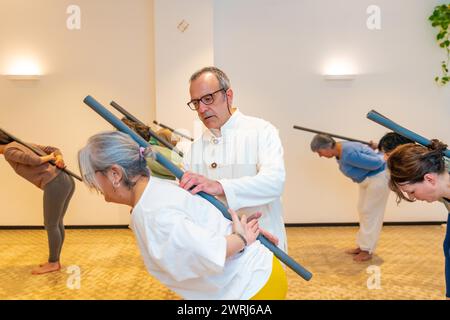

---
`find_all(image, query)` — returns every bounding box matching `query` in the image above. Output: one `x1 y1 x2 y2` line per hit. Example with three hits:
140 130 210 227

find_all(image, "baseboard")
0 222 446 230
285 221 447 227
0 225 129 230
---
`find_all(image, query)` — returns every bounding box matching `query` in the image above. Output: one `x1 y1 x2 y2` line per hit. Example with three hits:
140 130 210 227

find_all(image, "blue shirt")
336 142 386 183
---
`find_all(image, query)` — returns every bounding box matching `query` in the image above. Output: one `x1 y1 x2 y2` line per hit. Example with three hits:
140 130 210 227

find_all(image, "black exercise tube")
84 95 312 281
153 120 194 142
0 127 82 181
110 101 184 157
293 125 371 145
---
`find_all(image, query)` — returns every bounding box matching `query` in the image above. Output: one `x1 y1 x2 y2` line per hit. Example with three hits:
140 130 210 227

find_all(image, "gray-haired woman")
77 131 287 300
310 134 390 262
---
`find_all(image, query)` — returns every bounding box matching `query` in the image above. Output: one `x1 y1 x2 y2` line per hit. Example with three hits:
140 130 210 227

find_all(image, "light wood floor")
0 225 446 299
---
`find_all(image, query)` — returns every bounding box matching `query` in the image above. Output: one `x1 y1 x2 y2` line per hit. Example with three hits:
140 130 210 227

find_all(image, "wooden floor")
0 225 446 300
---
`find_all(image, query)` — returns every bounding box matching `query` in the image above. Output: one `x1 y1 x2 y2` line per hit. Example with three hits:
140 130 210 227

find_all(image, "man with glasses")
180 66 287 251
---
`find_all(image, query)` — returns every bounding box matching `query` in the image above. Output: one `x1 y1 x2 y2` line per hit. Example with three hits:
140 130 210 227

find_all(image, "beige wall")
155 0 450 223
154 0 214 146
1 0 448 226
214 0 450 223
0 0 155 225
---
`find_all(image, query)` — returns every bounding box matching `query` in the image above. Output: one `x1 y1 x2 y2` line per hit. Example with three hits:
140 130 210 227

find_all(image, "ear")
423 173 437 186
226 88 234 104
109 164 124 183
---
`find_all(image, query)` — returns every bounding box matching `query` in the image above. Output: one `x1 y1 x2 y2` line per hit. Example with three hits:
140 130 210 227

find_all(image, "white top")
183 110 288 251
130 177 273 300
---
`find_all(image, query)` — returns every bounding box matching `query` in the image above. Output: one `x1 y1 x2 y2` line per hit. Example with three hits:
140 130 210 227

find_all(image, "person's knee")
358 206 373 217
44 222 59 230
357 203 368 214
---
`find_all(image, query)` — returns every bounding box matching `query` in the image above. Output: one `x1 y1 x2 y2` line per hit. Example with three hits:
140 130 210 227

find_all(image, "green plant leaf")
429 4 449 86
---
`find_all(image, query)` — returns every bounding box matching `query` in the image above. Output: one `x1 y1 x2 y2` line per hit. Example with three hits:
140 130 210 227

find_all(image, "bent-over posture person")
387 140 450 299
378 132 414 160
77 131 287 300
310 134 390 262
0 132 75 274
121 117 183 180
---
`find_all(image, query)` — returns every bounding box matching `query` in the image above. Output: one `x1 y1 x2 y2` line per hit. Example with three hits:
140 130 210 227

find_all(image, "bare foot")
345 247 362 255
39 262 64 267
32 262 61 275
353 251 372 262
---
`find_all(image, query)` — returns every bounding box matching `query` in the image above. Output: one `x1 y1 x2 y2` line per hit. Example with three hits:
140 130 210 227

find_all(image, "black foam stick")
110 101 184 157
0 127 82 181
153 120 194 142
293 125 371 145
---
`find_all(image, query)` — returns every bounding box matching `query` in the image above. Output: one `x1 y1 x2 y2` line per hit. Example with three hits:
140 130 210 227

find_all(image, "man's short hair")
190 66 231 91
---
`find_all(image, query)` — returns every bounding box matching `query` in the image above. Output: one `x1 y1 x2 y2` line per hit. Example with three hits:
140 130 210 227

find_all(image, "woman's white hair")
78 131 154 192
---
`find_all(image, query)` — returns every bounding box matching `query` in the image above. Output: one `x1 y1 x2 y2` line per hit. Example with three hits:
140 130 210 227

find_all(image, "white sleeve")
136 208 227 282
182 145 192 172
218 123 286 210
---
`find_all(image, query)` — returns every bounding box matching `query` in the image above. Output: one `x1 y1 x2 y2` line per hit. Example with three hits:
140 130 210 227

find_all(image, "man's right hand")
246 211 279 246
259 228 279 246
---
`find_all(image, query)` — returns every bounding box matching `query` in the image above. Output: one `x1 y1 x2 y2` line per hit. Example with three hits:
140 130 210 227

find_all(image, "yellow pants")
250 255 288 300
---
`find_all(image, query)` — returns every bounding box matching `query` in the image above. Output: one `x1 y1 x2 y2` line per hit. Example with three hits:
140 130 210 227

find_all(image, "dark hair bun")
429 139 448 152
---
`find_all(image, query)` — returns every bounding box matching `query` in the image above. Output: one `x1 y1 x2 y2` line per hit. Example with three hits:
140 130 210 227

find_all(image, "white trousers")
356 170 390 254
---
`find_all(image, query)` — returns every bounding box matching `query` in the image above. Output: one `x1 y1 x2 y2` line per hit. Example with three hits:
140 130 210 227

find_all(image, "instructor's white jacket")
183 110 287 251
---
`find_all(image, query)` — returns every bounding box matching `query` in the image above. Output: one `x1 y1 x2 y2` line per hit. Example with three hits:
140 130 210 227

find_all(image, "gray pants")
43 172 75 263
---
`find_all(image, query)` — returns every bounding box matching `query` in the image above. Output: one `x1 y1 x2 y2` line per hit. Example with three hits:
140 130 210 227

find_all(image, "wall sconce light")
4 58 42 80
324 74 356 80
6 75 41 80
323 58 357 80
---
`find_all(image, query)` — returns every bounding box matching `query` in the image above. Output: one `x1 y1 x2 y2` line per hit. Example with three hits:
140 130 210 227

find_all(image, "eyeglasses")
187 88 225 111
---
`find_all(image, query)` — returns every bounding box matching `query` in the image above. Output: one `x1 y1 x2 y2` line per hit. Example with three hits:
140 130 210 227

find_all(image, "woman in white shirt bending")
77 131 287 300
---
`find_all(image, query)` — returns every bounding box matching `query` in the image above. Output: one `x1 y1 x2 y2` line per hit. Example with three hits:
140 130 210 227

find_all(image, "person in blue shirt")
387 140 449 299
310 134 390 262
